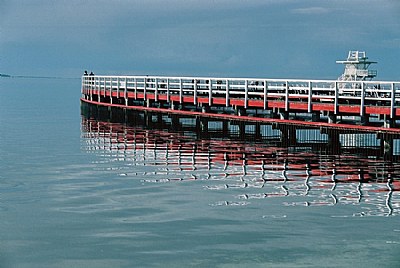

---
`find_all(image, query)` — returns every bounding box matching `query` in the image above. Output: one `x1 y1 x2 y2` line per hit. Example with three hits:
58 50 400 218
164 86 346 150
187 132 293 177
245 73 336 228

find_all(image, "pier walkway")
81 74 400 131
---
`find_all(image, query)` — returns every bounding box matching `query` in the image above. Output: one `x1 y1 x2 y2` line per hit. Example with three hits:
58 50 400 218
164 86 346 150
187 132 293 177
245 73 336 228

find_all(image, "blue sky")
1 0 399 80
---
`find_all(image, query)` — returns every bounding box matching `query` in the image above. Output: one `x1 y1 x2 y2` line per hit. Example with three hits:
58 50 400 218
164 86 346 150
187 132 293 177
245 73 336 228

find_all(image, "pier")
81 51 400 158
81 51 400 129
81 75 400 128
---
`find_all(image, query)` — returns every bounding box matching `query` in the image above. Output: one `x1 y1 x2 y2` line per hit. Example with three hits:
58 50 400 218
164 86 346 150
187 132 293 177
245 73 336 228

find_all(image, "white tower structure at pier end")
336 50 377 81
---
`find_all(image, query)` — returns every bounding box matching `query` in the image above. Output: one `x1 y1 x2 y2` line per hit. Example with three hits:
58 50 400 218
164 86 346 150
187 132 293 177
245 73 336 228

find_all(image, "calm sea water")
0 78 399 268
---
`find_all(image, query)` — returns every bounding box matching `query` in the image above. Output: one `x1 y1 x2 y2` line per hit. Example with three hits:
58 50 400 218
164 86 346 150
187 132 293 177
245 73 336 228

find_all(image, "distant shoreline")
0 74 79 79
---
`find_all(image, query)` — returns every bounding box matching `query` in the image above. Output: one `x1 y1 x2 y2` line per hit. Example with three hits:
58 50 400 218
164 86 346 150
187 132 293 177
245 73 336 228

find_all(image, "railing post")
96 76 100 93
96 77 98 97
244 80 248 109
334 81 338 114
208 79 212 106
124 77 128 106
263 80 268 110
144 77 147 100
134 77 137 100
155 78 158 102
96 77 99 102
225 79 229 107
106 77 109 99
179 78 183 103
110 77 113 104
308 81 312 112
390 83 395 119
194 79 198 105
96 77 101 100
167 78 170 102
117 77 120 99
285 81 289 111
102 77 106 98
85 77 88 98
88 76 92 92
90 76 92 92
360 82 365 116
90 77 93 101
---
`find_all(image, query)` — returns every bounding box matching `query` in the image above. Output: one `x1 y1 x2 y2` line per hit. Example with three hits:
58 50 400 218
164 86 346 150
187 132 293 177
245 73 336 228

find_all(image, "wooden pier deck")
81 75 400 132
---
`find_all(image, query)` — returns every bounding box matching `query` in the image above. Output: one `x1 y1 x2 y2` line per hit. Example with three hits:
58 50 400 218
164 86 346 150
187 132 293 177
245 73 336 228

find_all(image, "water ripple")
78 117 400 218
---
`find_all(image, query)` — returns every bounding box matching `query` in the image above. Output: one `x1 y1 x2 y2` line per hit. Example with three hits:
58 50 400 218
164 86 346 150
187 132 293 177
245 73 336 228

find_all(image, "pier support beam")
320 127 341 154
327 130 340 154
379 133 394 160
195 117 201 133
201 118 209 132
124 108 128 123
255 123 261 140
279 125 296 147
156 113 163 126
222 120 229 135
171 114 180 130
144 111 152 127
125 109 137 125
106 106 113 121
239 121 246 139
195 116 208 133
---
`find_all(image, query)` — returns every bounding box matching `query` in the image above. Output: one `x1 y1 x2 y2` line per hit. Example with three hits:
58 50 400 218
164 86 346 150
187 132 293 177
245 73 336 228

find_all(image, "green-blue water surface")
0 78 399 268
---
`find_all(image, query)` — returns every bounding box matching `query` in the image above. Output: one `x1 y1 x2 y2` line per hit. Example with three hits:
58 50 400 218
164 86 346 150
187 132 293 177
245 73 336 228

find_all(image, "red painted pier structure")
80 51 400 157
81 75 400 129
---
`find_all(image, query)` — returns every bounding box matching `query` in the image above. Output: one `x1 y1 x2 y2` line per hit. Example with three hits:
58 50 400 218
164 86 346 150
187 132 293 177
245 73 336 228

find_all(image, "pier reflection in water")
81 105 399 217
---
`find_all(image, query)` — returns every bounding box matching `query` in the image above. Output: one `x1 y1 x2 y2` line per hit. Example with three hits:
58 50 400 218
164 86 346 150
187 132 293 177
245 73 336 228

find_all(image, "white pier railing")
82 75 400 117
